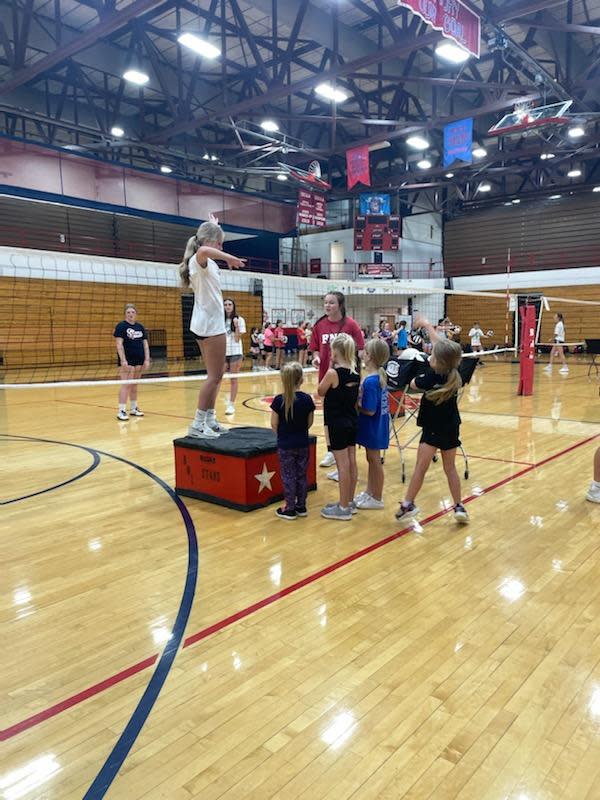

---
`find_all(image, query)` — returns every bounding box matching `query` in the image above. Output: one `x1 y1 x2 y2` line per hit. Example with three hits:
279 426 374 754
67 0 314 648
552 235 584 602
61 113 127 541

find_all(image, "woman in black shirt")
113 304 149 421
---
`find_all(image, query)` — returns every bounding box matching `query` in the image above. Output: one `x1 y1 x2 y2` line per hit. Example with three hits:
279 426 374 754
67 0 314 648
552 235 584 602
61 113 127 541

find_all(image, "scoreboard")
354 214 401 251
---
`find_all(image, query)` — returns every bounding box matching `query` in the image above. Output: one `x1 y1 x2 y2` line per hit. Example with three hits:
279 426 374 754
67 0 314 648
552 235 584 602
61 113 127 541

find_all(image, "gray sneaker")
324 500 357 515
320 503 352 521
187 424 220 439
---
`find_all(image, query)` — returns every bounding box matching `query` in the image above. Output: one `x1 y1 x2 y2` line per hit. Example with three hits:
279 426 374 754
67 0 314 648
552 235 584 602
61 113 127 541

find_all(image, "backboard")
487 100 572 136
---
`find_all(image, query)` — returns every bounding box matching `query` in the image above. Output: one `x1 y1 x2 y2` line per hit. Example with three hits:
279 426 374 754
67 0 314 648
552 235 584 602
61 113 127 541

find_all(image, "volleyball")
282 335 288 343
411 334 423 345
486 329 494 337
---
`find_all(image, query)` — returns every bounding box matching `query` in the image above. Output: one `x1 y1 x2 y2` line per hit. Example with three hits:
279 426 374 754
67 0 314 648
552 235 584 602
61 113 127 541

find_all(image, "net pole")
504 247 511 350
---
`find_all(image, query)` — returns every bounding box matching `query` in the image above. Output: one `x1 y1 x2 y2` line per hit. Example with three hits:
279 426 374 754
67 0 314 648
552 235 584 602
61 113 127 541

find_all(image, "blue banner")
443 118 473 168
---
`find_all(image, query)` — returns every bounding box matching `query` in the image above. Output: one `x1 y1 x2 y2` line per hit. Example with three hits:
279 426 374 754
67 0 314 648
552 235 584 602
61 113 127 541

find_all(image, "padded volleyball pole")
518 304 536 396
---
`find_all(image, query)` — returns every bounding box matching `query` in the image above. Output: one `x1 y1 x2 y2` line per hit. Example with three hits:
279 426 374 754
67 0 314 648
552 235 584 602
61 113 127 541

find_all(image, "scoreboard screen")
354 214 401 251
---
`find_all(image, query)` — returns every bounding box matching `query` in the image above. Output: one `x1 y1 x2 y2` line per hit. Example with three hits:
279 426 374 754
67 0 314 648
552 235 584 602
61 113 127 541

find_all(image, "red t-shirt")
296 327 307 345
309 316 365 381
273 326 285 348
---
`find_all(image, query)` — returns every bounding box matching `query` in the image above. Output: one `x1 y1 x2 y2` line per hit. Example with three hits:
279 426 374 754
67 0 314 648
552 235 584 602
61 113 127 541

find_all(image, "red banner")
398 0 480 58
346 144 371 190
297 190 326 227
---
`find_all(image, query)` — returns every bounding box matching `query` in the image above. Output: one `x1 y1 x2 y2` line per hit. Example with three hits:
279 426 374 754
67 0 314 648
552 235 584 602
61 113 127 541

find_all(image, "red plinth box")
174 426 317 511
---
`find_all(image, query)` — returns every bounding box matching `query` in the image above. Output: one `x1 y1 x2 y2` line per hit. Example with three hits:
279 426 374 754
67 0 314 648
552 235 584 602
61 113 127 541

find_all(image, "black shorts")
263 345 273 353
327 426 357 451
297 343 308 351
118 357 145 367
420 428 461 451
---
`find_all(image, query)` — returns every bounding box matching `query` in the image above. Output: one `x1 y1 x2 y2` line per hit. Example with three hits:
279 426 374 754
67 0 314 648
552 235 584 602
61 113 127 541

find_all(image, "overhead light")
368 140 391 153
473 146 487 158
123 69 150 86
549 194 562 199
260 120 279 133
445 172 454 178
417 158 432 169
478 183 491 192
435 41 470 64
567 168 581 178
512 198 521 204
504 202 512 206
160 165 173 174
202 153 210 160
210 154 218 161
276 173 288 181
406 134 429 150
177 33 221 59
593 186 600 193
315 83 349 103
540 152 555 160
110 126 124 137
567 126 585 138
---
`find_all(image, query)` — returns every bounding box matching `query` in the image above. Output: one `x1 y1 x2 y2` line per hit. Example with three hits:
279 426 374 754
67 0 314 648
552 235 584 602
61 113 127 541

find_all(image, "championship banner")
297 189 326 227
346 144 371 190
443 118 473 167
398 0 481 58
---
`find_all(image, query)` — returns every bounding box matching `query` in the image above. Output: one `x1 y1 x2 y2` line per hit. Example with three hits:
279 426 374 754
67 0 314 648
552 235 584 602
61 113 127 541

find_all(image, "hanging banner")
398 0 481 58
346 144 371 190
443 118 473 167
297 190 327 228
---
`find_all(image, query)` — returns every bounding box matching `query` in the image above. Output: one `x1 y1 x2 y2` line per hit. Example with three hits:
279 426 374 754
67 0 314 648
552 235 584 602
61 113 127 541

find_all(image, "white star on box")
254 462 276 493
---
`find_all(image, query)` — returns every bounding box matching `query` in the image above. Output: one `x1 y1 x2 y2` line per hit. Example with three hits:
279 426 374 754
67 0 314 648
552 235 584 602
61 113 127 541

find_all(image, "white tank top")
189 254 226 337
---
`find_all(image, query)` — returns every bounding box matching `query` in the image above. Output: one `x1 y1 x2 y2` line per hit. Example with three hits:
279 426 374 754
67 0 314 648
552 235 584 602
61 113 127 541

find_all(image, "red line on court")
2 431 597 742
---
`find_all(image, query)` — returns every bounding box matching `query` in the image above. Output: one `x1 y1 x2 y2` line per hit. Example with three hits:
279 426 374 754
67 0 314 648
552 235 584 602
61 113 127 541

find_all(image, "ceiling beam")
492 0 568 23
514 17 600 35
0 0 166 96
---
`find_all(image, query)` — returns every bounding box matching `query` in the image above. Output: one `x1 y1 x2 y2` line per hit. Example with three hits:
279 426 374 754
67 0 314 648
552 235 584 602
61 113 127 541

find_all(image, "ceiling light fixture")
478 183 491 192
177 33 221 59
315 83 349 103
540 153 555 160
567 126 585 139
123 69 149 86
203 153 210 160
445 172 454 178
593 186 600 193
110 126 124 137
435 41 470 64
473 146 487 158
549 194 562 199
567 168 581 178
512 198 521 204
276 173 288 181
260 120 279 133
406 134 429 150
160 165 173 174
417 158 432 169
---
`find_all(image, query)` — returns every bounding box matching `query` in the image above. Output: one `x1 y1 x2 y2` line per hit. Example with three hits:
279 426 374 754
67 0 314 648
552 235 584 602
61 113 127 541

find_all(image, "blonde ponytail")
179 220 224 288
426 339 463 405
331 333 357 373
281 361 303 421
179 236 197 288
364 338 389 388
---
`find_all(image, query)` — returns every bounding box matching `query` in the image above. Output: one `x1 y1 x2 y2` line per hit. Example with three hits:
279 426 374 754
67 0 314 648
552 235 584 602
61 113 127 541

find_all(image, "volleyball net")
1 245 597 390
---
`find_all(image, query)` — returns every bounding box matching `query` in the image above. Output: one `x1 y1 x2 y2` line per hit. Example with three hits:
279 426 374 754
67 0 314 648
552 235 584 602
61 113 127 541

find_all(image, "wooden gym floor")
1 360 599 799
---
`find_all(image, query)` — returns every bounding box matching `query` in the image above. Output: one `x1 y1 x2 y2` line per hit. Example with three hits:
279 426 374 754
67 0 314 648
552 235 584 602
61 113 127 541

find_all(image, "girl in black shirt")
318 333 360 521
396 316 469 524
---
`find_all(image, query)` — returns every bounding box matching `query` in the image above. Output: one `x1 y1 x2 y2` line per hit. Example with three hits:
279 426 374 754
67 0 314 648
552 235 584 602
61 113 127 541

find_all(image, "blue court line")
2 434 199 800
1 443 100 505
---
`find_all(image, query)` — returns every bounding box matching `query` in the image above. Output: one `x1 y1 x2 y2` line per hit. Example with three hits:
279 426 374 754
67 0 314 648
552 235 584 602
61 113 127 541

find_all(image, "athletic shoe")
356 495 385 510
225 403 235 415
295 506 308 517
327 469 339 482
395 501 419 521
320 503 352 521
454 503 470 524
129 408 144 417
586 483 600 504
543 365 552 373
324 500 357 515
206 418 228 433
275 507 297 520
117 409 129 421
559 366 569 374
187 424 220 439
320 451 336 468
353 491 369 505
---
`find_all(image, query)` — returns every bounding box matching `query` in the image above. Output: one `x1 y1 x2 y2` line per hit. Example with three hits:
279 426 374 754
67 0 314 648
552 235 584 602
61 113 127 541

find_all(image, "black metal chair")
585 339 600 378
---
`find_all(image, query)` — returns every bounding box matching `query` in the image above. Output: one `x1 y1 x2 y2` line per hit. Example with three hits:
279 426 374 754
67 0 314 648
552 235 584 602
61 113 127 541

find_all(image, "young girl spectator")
249 327 261 371
296 321 308 367
270 362 315 520
263 322 275 370
179 215 245 438
355 338 390 509
396 320 408 352
545 312 568 374
395 315 469 524
223 297 246 415
318 334 360 521
273 319 286 370
379 321 394 355
309 292 365 470
114 303 150 420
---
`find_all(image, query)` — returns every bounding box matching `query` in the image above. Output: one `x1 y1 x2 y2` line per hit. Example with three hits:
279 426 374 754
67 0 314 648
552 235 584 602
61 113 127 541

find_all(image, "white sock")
130 401 138 411
119 403 126 412
194 409 206 426
206 409 216 422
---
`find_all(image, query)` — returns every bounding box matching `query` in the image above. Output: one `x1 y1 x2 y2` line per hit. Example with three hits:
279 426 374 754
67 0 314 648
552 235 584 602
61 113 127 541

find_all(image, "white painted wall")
453 266 600 291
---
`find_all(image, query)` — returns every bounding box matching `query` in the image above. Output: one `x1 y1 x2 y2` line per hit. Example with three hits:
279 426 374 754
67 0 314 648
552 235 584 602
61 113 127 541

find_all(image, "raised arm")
196 245 245 269
413 314 440 345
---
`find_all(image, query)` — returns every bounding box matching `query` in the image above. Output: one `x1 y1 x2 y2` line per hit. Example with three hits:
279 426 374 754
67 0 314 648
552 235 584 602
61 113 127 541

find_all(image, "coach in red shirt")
309 291 365 381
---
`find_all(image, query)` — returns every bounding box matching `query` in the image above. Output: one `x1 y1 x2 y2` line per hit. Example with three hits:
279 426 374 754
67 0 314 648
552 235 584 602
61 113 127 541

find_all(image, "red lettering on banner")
398 0 480 58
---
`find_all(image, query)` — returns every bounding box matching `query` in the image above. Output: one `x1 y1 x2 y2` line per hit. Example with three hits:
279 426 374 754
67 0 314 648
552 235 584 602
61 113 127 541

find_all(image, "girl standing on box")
354 338 390 509
270 362 315 520
223 297 246 415
395 315 469 524
318 334 360 521
179 214 245 438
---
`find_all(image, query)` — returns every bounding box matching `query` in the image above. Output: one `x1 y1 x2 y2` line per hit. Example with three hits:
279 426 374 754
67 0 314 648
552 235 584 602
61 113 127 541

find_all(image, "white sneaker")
327 469 339 482
206 417 228 433
117 409 129 421
543 365 552 373
356 495 385 510
559 366 569 374
353 491 369 505
129 407 144 417
225 403 235 415
320 451 336 468
586 483 600 504
187 424 220 439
